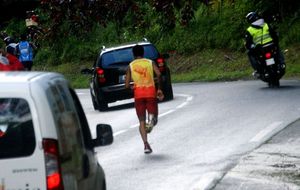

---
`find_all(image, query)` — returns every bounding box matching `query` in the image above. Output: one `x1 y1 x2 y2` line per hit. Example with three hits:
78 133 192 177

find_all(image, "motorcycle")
254 43 285 87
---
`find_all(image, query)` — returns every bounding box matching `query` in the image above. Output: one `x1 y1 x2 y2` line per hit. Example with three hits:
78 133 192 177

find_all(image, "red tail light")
265 52 272 59
43 139 64 190
48 173 61 189
96 67 106 83
156 58 166 72
157 58 164 66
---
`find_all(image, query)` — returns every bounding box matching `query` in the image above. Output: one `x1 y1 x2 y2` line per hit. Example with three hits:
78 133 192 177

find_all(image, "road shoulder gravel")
214 119 300 190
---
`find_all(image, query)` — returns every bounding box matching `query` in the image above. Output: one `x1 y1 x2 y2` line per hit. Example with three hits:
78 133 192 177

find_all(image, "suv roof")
101 41 152 54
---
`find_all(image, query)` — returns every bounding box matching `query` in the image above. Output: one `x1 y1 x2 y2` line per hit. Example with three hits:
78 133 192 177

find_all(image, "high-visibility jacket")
247 23 273 46
130 58 156 99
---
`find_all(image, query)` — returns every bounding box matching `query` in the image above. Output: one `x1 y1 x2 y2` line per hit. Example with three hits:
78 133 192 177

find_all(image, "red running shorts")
134 97 158 121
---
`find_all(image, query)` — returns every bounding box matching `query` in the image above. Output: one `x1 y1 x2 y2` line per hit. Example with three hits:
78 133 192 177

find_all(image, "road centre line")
249 121 283 143
177 102 188 109
159 109 176 117
115 94 193 136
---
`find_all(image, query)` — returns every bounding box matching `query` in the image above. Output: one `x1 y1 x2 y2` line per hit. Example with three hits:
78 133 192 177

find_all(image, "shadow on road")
259 85 300 91
142 154 173 162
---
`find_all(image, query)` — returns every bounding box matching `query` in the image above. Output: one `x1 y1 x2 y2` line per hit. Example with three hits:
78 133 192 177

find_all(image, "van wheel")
102 180 107 190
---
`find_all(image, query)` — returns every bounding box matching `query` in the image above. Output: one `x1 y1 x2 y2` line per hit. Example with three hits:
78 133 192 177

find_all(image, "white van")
0 72 113 190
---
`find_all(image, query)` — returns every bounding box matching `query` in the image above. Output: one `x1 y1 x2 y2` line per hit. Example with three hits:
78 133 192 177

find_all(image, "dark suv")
81 39 173 111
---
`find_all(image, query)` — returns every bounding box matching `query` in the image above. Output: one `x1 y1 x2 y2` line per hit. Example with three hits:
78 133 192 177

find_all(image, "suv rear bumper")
100 84 133 103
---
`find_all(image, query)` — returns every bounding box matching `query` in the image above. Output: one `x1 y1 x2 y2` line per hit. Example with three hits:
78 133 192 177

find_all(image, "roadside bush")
3 0 300 69
280 20 300 48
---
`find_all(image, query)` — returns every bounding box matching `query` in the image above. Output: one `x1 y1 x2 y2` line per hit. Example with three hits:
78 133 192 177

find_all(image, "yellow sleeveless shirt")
130 58 156 99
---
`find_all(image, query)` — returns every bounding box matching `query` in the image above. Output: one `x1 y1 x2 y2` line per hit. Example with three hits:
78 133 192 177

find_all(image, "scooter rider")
244 11 285 78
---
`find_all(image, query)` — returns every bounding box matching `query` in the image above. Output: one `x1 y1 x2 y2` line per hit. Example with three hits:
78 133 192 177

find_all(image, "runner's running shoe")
144 142 152 154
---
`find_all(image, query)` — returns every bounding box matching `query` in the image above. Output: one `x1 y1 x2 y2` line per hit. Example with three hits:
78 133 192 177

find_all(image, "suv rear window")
0 98 35 159
100 44 158 68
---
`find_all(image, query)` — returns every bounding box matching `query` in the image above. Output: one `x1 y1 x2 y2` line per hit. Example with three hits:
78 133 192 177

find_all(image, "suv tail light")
96 67 106 83
156 58 166 72
43 139 64 190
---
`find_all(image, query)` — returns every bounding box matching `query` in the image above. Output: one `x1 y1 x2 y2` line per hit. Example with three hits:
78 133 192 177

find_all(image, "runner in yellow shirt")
125 45 164 154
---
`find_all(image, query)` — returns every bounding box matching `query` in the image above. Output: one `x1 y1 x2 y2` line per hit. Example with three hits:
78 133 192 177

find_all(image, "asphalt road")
76 79 300 190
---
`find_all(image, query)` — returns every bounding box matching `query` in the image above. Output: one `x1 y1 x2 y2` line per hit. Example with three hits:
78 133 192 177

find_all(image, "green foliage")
279 20 300 48
2 18 26 40
2 0 300 87
31 0 300 58
34 22 122 66
168 49 252 82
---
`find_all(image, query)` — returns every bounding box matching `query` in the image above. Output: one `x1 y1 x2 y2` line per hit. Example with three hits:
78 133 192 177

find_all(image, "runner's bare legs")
139 119 147 143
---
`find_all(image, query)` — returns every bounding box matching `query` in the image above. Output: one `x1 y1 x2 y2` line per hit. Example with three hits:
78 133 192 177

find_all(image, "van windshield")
100 45 158 68
0 98 35 159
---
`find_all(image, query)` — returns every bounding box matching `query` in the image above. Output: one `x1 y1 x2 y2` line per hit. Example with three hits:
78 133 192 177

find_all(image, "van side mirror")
93 124 113 147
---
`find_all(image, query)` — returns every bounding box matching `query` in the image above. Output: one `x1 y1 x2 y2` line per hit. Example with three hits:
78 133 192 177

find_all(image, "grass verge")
34 45 300 88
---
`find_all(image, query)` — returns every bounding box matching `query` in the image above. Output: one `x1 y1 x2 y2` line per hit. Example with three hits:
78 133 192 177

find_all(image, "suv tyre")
91 89 99 110
98 100 108 111
163 70 174 101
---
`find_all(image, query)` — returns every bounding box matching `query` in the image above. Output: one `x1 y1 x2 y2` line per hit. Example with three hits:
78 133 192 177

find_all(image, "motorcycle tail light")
265 52 272 59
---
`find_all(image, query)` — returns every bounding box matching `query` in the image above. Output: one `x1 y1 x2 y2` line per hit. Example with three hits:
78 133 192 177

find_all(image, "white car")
0 72 113 190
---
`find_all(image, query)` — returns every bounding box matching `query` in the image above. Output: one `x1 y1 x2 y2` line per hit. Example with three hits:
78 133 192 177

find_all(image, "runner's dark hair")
132 45 144 57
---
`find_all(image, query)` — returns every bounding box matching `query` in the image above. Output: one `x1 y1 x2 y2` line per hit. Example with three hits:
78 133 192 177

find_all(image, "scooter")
254 43 285 87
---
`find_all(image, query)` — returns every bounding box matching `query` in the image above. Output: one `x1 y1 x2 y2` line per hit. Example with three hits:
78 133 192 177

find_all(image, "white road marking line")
187 96 193 101
176 102 188 109
129 124 139 129
249 121 283 143
159 109 176 117
113 94 193 137
175 94 193 109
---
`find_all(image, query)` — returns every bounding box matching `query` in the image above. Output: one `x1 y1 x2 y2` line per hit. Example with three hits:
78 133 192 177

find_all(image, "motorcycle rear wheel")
268 80 280 88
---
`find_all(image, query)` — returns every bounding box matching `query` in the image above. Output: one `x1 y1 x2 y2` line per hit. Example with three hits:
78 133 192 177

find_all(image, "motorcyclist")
244 11 285 78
